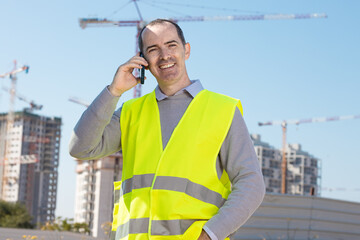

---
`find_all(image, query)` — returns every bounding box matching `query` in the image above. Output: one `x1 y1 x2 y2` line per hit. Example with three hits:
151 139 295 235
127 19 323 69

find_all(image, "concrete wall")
234 194 360 240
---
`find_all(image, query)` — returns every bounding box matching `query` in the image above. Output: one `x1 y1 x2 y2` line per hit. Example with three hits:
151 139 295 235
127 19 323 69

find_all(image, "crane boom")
79 19 139 28
79 13 327 29
173 13 327 22
259 114 360 126
69 97 90 108
2 86 42 112
0 65 29 79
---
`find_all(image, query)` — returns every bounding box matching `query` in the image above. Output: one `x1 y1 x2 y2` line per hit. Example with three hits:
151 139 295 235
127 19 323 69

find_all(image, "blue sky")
1 0 359 219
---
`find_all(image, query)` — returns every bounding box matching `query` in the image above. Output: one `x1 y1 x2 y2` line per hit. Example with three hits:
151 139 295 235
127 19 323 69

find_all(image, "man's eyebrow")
145 40 179 51
146 44 157 52
165 40 179 45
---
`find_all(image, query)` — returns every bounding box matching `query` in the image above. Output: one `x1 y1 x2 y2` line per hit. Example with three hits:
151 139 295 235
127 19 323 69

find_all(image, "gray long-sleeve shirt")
69 80 265 240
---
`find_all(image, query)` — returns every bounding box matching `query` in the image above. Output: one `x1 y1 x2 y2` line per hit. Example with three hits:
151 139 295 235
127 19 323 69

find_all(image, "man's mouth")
159 63 175 69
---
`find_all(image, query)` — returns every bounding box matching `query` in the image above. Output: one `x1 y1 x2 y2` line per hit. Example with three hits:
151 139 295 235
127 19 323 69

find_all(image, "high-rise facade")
0 111 61 225
251 134 282 193
74 153 122 238
251 134 320 196
286 143 321 196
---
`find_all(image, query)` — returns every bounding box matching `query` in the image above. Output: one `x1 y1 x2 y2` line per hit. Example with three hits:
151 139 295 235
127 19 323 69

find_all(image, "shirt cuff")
203 225 218 240
106 85 122 97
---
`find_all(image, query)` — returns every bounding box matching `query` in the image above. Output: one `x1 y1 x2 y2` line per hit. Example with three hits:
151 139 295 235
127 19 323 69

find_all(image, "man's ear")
185 42 191 60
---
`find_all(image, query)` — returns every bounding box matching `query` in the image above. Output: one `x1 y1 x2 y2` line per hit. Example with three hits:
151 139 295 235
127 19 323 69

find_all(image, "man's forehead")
142 22 178 44
145 21 175 32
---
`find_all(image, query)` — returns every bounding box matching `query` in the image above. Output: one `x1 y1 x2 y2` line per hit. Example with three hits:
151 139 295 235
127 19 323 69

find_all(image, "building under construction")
0 110 61 226
251 134 320 196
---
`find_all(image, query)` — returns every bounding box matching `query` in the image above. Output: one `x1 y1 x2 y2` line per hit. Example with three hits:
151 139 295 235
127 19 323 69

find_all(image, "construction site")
0 62 62 227
1 0 360 239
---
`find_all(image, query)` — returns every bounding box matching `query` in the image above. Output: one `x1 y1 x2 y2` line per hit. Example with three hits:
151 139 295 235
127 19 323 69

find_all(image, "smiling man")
69 19 265 240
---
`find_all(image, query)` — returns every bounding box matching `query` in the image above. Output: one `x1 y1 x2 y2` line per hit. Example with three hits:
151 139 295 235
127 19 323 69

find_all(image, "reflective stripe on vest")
112 89 242 239
112 218 206 238
113 174 226 208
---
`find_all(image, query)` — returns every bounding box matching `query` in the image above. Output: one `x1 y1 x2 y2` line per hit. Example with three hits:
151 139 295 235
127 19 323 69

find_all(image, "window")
304 167 313 175
270 160 280 169
262 168 274 178
310 176 317 185
311 159 317 167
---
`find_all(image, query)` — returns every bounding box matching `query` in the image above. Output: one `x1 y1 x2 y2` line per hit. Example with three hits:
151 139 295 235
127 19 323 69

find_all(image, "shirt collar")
155 80 204 101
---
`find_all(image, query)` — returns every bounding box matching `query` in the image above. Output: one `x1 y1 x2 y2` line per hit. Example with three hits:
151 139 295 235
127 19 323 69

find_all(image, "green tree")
41 217 90 234
61 217 73 231
73 222 90 234
0 200 33 228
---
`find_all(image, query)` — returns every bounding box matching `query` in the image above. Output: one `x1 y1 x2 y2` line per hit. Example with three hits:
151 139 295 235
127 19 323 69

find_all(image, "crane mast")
0 61 30 123
0 61 33 199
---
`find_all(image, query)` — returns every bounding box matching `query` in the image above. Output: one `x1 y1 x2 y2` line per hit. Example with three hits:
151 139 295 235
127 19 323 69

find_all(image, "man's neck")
158 78 192 96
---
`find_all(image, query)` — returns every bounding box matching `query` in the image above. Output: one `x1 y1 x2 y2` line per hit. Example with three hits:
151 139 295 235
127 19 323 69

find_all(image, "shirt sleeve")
69 87 122 160
204 108 266 240
203 225 219 240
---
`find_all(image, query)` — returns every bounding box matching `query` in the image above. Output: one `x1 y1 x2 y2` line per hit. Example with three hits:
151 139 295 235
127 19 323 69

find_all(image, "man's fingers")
134 56 148 67
120 62 144 73
120 56 148 74
135 76 147 83
132 54 148 66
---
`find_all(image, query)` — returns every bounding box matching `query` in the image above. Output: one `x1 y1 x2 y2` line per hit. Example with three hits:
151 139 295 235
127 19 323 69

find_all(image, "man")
69 19 265 240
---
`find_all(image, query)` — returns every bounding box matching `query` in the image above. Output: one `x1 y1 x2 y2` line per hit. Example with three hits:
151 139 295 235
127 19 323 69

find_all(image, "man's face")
141 22 190 88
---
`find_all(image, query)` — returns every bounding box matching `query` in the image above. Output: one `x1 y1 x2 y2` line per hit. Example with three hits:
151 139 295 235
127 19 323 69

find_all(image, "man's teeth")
160 63 174 69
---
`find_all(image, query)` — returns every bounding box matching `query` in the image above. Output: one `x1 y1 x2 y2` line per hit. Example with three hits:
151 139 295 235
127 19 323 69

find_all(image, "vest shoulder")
203 90 239 104
123 92 154 109
203 90 243 115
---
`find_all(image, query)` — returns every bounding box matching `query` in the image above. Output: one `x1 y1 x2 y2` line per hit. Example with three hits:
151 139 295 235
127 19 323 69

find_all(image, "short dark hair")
138 19 186 53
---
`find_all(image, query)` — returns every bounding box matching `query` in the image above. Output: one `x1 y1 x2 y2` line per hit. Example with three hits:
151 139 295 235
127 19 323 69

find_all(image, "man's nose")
159 48 171 60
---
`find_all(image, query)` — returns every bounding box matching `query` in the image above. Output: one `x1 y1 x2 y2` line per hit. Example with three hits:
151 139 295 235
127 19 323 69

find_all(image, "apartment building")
251 134 320 196
286 143 321 196
0 110 61 226
251 134 282 193
74 153 122 238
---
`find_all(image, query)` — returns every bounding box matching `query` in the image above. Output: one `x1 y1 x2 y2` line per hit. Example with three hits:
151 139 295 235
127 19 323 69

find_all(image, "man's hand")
197 230 211 240
109 53 148 97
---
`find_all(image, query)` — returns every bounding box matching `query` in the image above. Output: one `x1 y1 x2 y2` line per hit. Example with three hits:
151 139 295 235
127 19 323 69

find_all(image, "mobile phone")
139 52 145 84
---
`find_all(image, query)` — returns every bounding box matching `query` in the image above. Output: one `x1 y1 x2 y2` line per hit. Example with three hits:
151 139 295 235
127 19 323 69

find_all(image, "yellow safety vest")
111 89 242 240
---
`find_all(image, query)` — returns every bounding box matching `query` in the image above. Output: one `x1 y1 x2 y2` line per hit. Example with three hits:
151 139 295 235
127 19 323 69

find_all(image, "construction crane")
321 187 360 192
0 62 46 200
0 60 29 123
2 86 42 112
79 0 327 98
2 87 49 144
258 114 360 194
68 96 90 108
